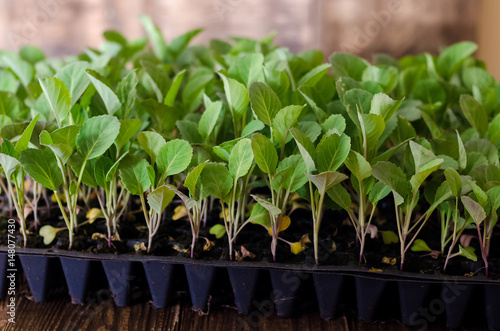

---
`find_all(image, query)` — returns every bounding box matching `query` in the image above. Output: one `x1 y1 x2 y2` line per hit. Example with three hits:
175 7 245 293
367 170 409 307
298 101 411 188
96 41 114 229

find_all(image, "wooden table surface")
0 278 488 331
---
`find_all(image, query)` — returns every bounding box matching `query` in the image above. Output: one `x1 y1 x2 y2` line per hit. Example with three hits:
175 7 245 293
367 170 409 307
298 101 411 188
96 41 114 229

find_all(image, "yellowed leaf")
86 208 104 224
172 205 188 220
134 242 147 252
240 245 255 259
203 240 215 251
381 256 396 265
369 267 383 273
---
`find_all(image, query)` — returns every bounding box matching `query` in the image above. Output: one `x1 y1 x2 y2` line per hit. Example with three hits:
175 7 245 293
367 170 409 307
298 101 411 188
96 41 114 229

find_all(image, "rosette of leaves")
201 138 254 260
372 141 445 270
0 115 40 247
121 137 193 252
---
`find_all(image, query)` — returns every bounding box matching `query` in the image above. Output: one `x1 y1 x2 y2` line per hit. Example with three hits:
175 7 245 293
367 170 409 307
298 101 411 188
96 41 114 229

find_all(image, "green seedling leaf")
164 69 186 107
106 151 129 181
456 131 467 171
297 63 331 88
2 55 33 88
76 115 121 161
271 166 294 193
276 155 308 193
380 230 399 245
369 182 391 205
69 155 97 187
137 131 167 166
251 133 278 175
487 186 500 226
358 113 385 155
119 156 151 195
306 171 348 194
209 224 226 239
343 89 373 127
461 196 486 226
330 53 367 80
437 42 477 79
219 73 249 121
94 157 113 190
157 139 193 181
169 28 202 59
54 61 90 107
290 127 316 173
459 245 477 261
249 82 281 126
327 184 352 211
242 119 265 136
200 163 233 200
251 195 281 217
316 133 350 173
177 120 203 144
50 125 81 148
321 114 346 135
370 93 403 123
444 167 462 198
15 114 39 154
229 138 253 180
460 94 488 138
39 77 71 126
86 70 122 115
0 153 20 178
272 105 303 148
184 160 209 197
115 119 141 152
20 148 62 191
248 203 271 228
345 150 372 182
199 101 222 141
147 185 176 214
410 239 432 252
138 15 169 62
410 158 443 194
468 181 489 210
228 53 264 87
372 161 410 206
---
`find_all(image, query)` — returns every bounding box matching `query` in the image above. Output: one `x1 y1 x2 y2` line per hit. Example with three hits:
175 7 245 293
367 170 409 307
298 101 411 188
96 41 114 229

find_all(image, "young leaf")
460 94 488 138
138 15 169 62
456 131 467 172
39 77 71 126
209 224 226 239
459 245 477 261
251 195 281 217
461 196 486 225
370 93 403 123
54 61 90 107
147 185 176 214
437 42 477 79
249 82 281 126
345 150 372 181
20 148 62 191
330 53 368 81
0 153 20 178
15 114 39 154
115 119 142 152
358 113 385 155
297 63 331 88
184 160 209 197
229 138 253 180
372 161 410 206
94 156 113 190
76 115 121 161
105 151 128 181
219 73 249 121
410 239 432 252
164 69 186 107
272 105 304 148
119 156 151 195
276 155 308 193
369 182 391 206
199 101 222 141
228 53 264 87
248 203 271 228
86 70 122 115
251 133 278 175
380 230 399 244
157 139 193 180
2 55 33 88
200 163 233 200
306 171 348 194
316 133 350 173
327 184 352 211
137 131 167 165
444 167 462 198
290 128 316 173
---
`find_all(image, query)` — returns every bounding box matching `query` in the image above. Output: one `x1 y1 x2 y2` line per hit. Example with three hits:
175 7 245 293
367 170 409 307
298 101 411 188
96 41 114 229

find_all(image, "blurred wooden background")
0 0 497 78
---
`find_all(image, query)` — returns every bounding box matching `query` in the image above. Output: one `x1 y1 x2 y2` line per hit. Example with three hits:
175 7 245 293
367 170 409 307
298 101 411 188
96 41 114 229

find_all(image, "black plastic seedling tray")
1 247 499 330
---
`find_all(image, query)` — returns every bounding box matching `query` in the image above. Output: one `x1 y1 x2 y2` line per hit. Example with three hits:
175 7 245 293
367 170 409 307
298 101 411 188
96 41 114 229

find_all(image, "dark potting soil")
0 193 498 278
